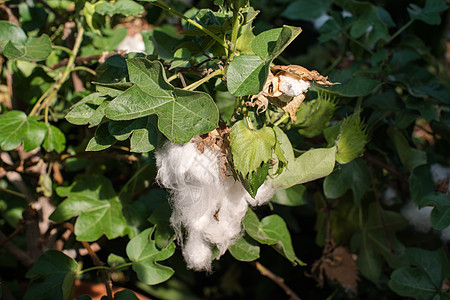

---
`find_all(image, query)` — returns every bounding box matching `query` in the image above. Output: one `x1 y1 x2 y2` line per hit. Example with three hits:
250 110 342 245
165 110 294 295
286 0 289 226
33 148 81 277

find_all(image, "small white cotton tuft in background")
382 187 398 207
430 163 450 182
401 201 433 233
155 139 275 271
278 75 310 97
440 227 450 243
116 34 146 53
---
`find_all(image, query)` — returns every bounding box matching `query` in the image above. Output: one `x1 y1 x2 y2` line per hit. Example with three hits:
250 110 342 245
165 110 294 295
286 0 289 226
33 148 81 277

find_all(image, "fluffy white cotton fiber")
401 201 433 233
278 74 311 97
155 139 275 271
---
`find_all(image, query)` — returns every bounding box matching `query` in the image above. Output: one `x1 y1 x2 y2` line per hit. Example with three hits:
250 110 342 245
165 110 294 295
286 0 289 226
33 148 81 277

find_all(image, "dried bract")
249 65 339 122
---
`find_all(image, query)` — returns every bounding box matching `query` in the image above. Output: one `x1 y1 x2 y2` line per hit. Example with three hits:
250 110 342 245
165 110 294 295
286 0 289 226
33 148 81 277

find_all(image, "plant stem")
343 32 374 55
324 41 347 75
153 0 228 50
52 45 73 56
244 113 255 130
387 19 414 44
274 113 289 126
30 24 84 116
229 0 241 58
80 265 112 274
72 66 97 76
183 68 224 91
64 223 113 300
0 187 27 199
253 261 301 300
368 162 395 254
118 163 150 198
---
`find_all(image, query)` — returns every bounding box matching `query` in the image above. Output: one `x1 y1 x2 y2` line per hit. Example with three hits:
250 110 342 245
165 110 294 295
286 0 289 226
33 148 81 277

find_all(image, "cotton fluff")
382 187 398 207
155 139 275 271
278 74 311 97
116 34 146 53
401 201 433 233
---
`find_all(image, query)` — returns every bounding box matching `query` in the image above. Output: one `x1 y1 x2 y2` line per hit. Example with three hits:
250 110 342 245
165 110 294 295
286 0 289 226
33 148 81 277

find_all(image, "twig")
0 230 35 267
0 4 20 25
368 162 395 254
63 223 113 300
50 53 117 70
60 152 138 163
363 153 409 184
0 221 24 248
253 261 301 300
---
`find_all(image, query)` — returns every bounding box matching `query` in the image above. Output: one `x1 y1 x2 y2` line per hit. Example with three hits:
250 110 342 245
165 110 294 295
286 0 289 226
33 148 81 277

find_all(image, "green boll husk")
294 93 337 138
334 113 368 164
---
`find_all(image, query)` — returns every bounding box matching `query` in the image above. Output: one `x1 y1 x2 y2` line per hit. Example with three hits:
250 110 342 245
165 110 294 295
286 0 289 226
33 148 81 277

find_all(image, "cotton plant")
57 0 368 290
62 0 367 273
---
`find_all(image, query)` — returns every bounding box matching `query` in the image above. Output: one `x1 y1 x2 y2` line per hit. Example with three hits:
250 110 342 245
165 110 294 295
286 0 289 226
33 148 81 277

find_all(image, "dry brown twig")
252 261 301 300
63 223 113 300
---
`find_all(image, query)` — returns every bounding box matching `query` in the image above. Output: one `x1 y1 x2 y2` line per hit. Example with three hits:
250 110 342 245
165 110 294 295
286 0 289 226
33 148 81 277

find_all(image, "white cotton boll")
183 231 213 271
278 75 311 97
313 14 331 30
430 163 450 183
115 34 146 53
401 201 433 233
382 187 398 207
156 140 252 270
200 177 249 252
245 181 276 206
440 227 450 243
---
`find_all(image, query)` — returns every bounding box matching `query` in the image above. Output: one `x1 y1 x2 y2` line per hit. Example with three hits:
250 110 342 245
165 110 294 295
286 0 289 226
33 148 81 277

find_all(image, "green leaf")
271 185 306 206
113 290 140 300
108 116 159 152
388 127 427 172
407 0 448 25
389 248 450 300
230 120 276 178
318 75 381 98
86 122 116 151
323 159 370 204
226 55 268 97
271 127 336 189
107 253 127 268
65 93 108 125
50 176 126 241
351 203 408 283
0 21 27 49
0 110 46 152
240 162 270 198
243 209 305 265
106 58 218 144
227 26 301 96
417 193 450 230
24 250 78 300
346 1 391 45
228 234 260 262
126 227 175 285
281 0 332 21
43 124 66 153
251 26 302 61
4 34 52 61
95 0 144 16
410 165 436 204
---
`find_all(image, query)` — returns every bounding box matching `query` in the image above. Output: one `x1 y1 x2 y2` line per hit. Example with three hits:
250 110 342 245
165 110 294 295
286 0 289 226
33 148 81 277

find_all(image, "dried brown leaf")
323 246 359 292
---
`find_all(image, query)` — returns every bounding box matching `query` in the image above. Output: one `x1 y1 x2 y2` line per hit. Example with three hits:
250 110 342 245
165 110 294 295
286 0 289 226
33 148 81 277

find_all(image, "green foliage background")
0 0 449 299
